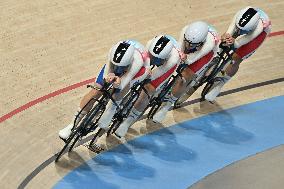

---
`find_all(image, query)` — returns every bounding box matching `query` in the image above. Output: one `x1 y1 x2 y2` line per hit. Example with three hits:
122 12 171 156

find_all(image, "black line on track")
17 77 284 189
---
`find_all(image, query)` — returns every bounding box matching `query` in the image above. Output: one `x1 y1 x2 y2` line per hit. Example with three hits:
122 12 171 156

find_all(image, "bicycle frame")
109 81 149 134
55 82 115 162
173 43 234 108
200 43 234 99
147 67 184 119
189 43 234 91
87 79 150 148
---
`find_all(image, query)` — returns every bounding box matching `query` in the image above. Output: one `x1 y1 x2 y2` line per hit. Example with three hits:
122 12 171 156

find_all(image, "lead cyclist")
205 6 272 101
58 40 150 141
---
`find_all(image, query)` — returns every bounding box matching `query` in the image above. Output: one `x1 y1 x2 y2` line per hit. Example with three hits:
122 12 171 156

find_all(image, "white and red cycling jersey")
226 8 271 60
104 40 150 90
178 24 220 77
146 35 182 92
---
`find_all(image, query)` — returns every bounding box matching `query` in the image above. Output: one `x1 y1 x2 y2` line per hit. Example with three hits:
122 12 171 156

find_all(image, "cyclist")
58 40 150 140
114 35 183 138
152 21 220 123
205 6 271 101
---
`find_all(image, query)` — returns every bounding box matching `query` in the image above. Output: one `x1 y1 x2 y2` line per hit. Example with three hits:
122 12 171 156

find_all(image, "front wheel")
55 100 106 162
55 131 78 162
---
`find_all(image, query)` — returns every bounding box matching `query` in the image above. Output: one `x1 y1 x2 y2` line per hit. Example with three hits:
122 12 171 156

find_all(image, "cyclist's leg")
115 83 155 138
80 84 103 112
111 67 151 138
175 70 207 107
204 54 237 101
153 67 195 122
205 32 268 101
59 84 103 140
97 65 150 130
97 86 129 129
130 82 156 112
224 53 242 77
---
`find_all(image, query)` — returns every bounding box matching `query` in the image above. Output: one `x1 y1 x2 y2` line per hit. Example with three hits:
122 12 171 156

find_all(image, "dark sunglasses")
235 26 252 37
183 34 203 49
113 65 129 76
149 53 166 67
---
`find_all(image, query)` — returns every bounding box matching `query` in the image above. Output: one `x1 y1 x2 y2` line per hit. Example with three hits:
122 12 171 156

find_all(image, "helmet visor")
149 53 166 67
183 34 203 52
234 25 252 37
112 64 129 76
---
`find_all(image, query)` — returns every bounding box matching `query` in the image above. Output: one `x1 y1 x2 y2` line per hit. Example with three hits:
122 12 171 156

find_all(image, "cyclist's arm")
118 51 144 90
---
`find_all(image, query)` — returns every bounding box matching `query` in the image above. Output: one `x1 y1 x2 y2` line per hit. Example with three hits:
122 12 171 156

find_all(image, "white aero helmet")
184 21 209 44
148 35 174 66
149 35 174 59
109 41 135 67
236 7 260 31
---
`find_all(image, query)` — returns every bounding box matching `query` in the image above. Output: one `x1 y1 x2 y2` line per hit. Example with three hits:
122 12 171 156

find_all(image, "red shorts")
130 66 148 87
235 31 267 60
188 51 214 74
150 65 177 90
133 66 147 79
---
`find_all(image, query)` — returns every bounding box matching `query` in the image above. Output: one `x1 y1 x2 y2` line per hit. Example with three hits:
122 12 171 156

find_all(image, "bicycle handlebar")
86 80 119 105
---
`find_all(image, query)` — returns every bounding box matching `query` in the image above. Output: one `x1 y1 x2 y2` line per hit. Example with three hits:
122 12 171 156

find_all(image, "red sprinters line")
268 31 284 37
0 30 283 124
0 78 96 123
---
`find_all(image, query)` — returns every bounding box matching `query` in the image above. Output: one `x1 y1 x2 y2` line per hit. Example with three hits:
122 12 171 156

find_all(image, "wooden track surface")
0 0 283 188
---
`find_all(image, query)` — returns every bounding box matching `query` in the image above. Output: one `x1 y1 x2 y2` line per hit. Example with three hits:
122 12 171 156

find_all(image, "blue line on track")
54 95 284 189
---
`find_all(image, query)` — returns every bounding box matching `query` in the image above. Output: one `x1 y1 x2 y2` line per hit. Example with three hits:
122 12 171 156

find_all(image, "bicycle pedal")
88 144 104 153
151 119 158 123
173 103 181 109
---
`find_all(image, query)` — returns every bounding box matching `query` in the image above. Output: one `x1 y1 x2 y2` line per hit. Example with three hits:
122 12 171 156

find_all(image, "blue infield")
54 95 284 189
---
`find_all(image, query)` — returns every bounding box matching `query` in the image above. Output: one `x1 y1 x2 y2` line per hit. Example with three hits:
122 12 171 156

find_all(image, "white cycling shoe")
115 117 136 138
58 123 73 140
97 109 116 129
98 101 118 129
205 76 230 102
152 101 172 123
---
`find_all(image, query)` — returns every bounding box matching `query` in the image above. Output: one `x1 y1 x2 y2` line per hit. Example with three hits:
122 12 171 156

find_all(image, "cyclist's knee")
112 88 124 101
144 83 156 96
89 83 103 96
182 67 196 82
135 91 150 111
226 57 241 77
232 53 242 65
